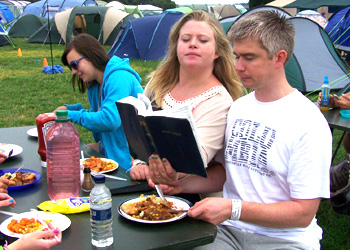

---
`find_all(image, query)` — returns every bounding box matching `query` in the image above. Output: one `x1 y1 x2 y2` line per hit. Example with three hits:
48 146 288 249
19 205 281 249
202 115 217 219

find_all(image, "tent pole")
47 3 54 73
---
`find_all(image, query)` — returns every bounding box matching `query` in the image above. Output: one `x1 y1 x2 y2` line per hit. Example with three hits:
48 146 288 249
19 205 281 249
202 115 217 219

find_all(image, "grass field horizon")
1 38 350 249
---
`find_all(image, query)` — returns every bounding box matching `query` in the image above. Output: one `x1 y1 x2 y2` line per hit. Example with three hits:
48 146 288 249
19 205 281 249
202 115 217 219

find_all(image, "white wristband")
230 199 242 221
131 159 147 168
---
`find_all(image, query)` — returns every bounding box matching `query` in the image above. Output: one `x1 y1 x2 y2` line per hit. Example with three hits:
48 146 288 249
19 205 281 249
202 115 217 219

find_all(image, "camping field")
1 38 350 249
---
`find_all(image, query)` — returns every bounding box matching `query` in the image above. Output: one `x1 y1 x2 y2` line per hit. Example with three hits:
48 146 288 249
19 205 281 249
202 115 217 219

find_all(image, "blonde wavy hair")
145 10 243 107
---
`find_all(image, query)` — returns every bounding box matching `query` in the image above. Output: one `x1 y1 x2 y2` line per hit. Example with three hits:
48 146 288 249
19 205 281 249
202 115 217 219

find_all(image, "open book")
116 94 207 178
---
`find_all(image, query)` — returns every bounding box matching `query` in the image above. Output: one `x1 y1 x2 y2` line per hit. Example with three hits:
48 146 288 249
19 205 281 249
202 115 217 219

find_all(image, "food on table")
7 218 52 234
120 194 183 221
82 156 117 172
1 172 36 186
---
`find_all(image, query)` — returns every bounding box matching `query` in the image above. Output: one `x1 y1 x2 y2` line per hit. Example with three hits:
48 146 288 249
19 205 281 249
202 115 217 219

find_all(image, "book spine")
139 117 158 155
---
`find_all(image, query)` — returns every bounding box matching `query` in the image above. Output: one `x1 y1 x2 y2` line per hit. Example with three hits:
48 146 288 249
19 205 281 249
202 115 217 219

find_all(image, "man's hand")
318 92 336 108
188 198 232 225
337 93 350 109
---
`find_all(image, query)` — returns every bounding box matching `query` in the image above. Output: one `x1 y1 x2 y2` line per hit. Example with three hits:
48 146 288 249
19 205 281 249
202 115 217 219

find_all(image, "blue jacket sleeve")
67 70 140 133
65 103 84 111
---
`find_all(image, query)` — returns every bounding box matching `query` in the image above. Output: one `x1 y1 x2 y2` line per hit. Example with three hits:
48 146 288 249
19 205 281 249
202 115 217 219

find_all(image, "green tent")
28 6 134 45
174 7 193 14
124 6 143 18
9 14 47 38
285 0 349 9
105 1 143 17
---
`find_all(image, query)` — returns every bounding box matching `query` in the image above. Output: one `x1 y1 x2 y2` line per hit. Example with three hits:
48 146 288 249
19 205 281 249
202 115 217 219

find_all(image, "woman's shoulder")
190 86 233 111
199 85 233 104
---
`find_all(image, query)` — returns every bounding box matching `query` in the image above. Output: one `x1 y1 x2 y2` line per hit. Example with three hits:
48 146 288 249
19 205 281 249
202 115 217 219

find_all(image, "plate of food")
0 143 23 158
80 156 118 174
26 128 38 137
0 211 71 238
0 169 41 190
118 194 192 224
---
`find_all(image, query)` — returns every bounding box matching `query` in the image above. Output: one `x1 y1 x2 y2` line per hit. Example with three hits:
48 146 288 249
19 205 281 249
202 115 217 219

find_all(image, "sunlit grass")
0 38 158 142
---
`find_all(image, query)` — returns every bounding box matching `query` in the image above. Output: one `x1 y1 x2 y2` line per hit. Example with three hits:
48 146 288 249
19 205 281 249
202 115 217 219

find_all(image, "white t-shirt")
220 90 332 249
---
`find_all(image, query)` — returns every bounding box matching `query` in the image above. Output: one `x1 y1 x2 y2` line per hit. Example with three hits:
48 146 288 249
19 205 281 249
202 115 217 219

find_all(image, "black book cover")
116 101 207 178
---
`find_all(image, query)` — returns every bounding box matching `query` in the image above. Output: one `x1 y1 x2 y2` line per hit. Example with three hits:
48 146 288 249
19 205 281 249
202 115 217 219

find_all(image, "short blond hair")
229 10 295 65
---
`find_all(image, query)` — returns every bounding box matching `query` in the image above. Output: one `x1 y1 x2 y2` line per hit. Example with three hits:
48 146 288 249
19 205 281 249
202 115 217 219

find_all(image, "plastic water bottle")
46 110 80 200
320 75 330 112
90 175 113 247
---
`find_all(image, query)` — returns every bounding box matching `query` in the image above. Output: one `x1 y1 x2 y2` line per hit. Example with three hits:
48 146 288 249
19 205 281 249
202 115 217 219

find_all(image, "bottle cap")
93 175 105 183
55 110 70 122
324 75 329 83
56 110 68 117
83 167 91 173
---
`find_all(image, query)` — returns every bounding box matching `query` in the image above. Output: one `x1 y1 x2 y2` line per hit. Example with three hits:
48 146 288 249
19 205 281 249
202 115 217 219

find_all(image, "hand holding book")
116 94 207 178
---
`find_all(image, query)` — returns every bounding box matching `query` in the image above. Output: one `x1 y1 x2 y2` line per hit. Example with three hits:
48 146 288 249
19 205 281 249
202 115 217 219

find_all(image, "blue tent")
0 2 14 24
108 10 184 61
23 0 97 19
325 5 350 51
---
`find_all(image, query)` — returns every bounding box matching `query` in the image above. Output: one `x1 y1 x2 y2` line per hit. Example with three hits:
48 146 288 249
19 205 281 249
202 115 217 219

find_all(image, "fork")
30 209 60 242
7 165 23 180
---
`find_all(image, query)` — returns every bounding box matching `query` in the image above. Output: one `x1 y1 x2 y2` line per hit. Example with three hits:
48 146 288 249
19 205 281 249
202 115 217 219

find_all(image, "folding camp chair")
0 20 15 48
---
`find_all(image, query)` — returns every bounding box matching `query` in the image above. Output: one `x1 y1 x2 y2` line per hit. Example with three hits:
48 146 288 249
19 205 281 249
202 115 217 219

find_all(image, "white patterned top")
162 86 225 112
162 85 233 198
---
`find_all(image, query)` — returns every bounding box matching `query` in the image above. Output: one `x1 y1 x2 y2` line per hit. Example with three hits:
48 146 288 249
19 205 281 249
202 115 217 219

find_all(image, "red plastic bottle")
36 113 56 167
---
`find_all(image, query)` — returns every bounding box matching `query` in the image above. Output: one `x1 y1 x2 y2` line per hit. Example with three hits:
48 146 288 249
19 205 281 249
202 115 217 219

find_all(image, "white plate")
27 128 38 137
80 158 118 174
0 211 71 238
118 196 192 224
0 143 23 157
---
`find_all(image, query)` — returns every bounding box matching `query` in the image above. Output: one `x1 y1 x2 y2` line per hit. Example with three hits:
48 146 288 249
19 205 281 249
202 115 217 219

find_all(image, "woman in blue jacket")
55 34 143 170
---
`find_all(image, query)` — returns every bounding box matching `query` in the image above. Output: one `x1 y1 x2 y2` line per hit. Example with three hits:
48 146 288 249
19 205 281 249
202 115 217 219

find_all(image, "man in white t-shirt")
147 10 332 250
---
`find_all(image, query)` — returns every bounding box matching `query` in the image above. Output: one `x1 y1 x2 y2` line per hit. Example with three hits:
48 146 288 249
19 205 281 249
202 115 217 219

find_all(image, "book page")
118 94 152 115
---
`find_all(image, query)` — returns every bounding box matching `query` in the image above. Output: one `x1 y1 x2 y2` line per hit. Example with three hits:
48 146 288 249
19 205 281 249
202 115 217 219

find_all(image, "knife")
91 171 127 181
0 210 17 216
8 149 13 158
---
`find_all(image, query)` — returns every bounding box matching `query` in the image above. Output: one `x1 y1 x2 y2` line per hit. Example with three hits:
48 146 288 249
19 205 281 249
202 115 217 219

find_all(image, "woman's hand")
8 222 61 250
0 178 10 194
0 193 15 207
130 164 149 180
0 153 7 164
53 106 67 114
148 155 178 184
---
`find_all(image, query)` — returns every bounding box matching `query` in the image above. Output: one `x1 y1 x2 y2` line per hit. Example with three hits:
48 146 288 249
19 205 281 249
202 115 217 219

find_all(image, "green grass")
1 38 350 249
0 38 158 143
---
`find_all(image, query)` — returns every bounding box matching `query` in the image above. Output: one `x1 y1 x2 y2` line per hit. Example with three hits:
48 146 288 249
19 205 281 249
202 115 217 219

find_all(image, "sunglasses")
68 56 85 71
